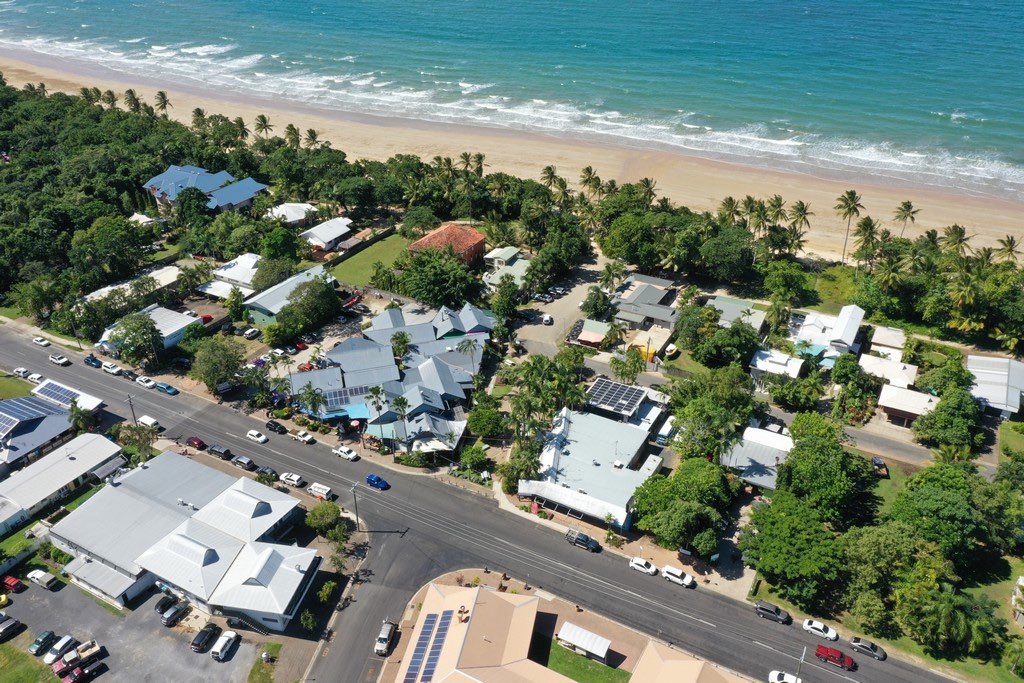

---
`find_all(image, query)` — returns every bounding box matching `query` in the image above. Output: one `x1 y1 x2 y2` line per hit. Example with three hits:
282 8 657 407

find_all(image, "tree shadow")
959 548 1012 589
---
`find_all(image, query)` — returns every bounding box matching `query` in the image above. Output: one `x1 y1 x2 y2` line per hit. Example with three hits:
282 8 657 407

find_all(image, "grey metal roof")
0 434 121 511
288 367 344 396
344 366 401 388
364 322 437 346
206 177 267 210
707 296 767 330
721 428 793 490
402 386 445 416
327 338 395 373
65 555 137 598
370 308 405 330
244 265 330 315
417 358 465 401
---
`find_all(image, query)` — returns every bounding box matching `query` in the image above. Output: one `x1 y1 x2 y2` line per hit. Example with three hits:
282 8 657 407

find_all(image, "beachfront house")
706 296 767 333
299 217 353 252
612 274 678 330
483 246 531 290
143 165 267 213
749 349 803 387
967 355 1024 417
789 304 865 365
869 325 907 361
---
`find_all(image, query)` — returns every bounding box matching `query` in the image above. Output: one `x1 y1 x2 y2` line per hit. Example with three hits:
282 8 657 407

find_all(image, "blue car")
366 474 390 490
83 355 102 368
155 382 179 395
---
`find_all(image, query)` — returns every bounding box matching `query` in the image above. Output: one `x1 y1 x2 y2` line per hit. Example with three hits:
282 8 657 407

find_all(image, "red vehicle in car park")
815 644 856 671
2 575 25 592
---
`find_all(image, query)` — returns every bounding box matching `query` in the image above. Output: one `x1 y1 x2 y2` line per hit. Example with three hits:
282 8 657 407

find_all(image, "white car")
246 429 269 443
48 353 70 366
280 472 305 487
767 672 801 683
136 375 156 389
291 430 315 444
31 336 50 347
101 361 121 376
802 619 839 641
332 446 359 461
27 373 44 384
661 565 696 587
211 630 238 662
629 557 658 575
271 348 286 357
12 367 29 378
27 569 58 589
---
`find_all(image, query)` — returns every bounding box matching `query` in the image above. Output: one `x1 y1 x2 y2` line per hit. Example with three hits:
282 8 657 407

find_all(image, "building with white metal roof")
243 265 335 325
877 385 940 426
967 355 1024 416
83 265 181 303
198 252 261 299
300 216 353 251
791 304 864 354
100 303 202 350
0 434 123 535
749 349 804 381
265 202 316 226
858 353 919 389
721 427 793 490
870 325 907 361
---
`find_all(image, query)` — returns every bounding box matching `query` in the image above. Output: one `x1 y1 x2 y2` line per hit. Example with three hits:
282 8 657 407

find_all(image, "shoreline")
3 51 1023 261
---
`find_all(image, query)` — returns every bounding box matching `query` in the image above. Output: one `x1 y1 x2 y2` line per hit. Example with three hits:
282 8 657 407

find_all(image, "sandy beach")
2 54 1021 262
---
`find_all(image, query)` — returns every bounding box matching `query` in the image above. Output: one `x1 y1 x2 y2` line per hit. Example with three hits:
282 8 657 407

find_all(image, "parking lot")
3 579 255 682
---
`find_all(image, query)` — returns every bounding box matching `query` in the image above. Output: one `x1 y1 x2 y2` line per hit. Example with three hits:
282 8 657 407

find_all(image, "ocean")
1 0 1022 200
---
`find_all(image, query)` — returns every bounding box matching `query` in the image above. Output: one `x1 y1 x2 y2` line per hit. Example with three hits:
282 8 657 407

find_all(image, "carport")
556 621 611 663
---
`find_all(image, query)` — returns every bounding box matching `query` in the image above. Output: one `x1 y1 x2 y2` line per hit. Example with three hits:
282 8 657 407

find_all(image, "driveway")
517 252 609 352
4 580 255 682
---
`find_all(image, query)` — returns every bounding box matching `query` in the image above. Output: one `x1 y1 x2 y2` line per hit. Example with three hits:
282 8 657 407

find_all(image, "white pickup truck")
289 429 315 444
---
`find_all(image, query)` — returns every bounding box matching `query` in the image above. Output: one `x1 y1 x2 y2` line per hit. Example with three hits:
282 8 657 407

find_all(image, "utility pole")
794 646 807 680
350 484 360 531
125 394 138 425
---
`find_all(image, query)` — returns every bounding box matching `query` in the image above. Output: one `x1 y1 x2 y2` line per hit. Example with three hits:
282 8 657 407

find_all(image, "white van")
306 482 333 500
211 630 238 661
137 415 161 430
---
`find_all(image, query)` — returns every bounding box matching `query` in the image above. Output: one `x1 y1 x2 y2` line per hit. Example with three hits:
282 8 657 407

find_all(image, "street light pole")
350 484 360 531
794 646 807 680
125 394 138 425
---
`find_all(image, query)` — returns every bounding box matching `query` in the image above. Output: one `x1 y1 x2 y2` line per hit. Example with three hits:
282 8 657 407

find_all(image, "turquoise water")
1 0 1022 199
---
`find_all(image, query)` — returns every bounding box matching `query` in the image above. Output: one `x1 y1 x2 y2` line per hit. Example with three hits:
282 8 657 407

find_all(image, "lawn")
491 384 514 399
0 642 51 683
843 447 916 516
808 265 857 315
528 634 630 683
0 304 22 320
0 375 31 399
150 241 182 262
661 351 706 377
247 642 283 683
999 421 1024 458
0 484 101 558
331 234 411 287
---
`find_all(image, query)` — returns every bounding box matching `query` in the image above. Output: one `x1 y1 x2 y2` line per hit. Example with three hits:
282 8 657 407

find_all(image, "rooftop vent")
613 460 624 469
577 488 586 494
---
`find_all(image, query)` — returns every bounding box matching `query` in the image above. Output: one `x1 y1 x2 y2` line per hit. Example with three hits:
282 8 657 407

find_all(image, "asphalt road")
0 333 949 683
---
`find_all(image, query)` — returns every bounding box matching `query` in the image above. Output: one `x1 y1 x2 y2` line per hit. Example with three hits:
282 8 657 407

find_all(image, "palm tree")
599 260 627 292
458 151 473 172
997 235 1020 263
35 82 48 96
789 200 813 233
602 318 626 350
540 165 559 189
638 177 657 208
940 223 973 256
765 298 792 334
390 331 412 360
233 116 250 141
122 88 141 113
552 176 572 209
79 87 98 104
893 200 920 238
254 114 273 137
874 257 903 293
717 196 741 226
834 189 864 264
367 386 385 414
580 166 598 196
67 399 92 435
154 90 171 116
472 152 486 177
456 337 479 371
283 123 301 148
100 89 119 109
765 194 788 226
304 129 321 149
191 107 207 130
298 382 324 420
391 395 411 453
852 216 881 270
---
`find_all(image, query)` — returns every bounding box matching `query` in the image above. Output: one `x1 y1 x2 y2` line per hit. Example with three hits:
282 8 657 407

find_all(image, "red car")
2 575 25 592
294 341 308 350
815 645 856 671
297 363 313 372
200 314 214 324
185 436 206 450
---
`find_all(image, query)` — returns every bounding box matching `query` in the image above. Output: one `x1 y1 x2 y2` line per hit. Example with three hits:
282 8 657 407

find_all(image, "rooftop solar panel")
0 414 17 439
35 382 81 407
586 377 646 416
420 610 454 682
403 612 438 683
0 397 61 421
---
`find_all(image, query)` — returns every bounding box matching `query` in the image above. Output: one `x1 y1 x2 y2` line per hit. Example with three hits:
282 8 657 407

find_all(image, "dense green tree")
225 285 245 321
192 335 245 392
261 225 300 261
609 348 646 384
400 205 440 238
691 321 760 368
580 285 612 319
489 273 520 323
789 412 844 442
916 360 975 395
107 312 164 366
896 582 1007 658
912 386 983 451
401 248 476 308
777 434 874 527
699 226 754 283
767 373 824 412
673 304 720 350
276 276 341 334
305 501 341 537
467 403 506 439
251 258 295 292
459 444 490 472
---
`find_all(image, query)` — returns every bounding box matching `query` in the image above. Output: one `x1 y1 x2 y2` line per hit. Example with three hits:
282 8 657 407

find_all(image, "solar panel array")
322 385 371 409
587 377 646 416
0 397 59 420
35 382 82 408
0 414 17 439
403 612 439 683
420 610 454 682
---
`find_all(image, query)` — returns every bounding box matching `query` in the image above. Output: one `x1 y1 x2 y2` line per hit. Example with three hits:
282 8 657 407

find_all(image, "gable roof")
878 384 940 416
0 434 121 512
265 202 316 223
244 266 331 316
750 350 803 379
300 217 353 246
706 296 767 331
0 397 72 465
206 177 267 210
967 355 1024 413
144 165 233 202
858 354 919 389
721 427 793 490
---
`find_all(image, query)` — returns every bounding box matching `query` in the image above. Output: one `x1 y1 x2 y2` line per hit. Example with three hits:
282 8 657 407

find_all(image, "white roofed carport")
556 621 611 662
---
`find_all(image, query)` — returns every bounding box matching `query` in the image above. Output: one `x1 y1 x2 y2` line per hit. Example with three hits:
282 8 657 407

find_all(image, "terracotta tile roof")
409 223 485 257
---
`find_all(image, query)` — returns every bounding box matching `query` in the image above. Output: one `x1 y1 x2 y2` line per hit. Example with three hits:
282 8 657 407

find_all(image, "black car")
352 303 371 315
83 355 102 368
191 623 222 653
299 333 317 344
753 600 791 624
154 594 178 613
256 465 278 480
265 420 287 435
122 370 139 382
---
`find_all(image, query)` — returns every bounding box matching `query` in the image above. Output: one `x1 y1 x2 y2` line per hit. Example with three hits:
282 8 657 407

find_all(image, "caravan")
655 416 677 446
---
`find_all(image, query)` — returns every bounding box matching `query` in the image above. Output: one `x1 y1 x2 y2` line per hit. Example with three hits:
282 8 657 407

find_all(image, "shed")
556 621 611 663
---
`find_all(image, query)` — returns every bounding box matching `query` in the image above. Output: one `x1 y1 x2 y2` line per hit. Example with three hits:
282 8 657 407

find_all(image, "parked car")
137 415 161 431
155 382 179 395
2 575 25 592
271 348 286 357
161 601 190 626
661 565 696 587
265 420 287 434
332 446 359 461
208 444 232 460
565 529 600 552
231 455 257 471
62 662 101 683
29 630 58 656
32 336 51 347
83 355 102 368
294 341 308 350
299 333 317 344
27 569 58 589
815 644 856 671
753 600 791 624
280 472 304 487
48 354 70 366
289 429 315 444
871 457 889 478
352 303 371 315
629 557 658 575
243 328 261 340
256 466 278 480
52 639 101 677
43 635 76 665
100 362 121 375
802 619 839 641
121 370 139 382
211 630 239 661
849 637 886 661
374 620 397 656
246 430 269 444
12 368 30 378
191 623 222 653
0 617 22 642
365 474 390 490
27 373 44 384
185 436 206 450
284 345 298 355
767 673 801 683
136 376 156 389
541 314 554 325
154 594 179 613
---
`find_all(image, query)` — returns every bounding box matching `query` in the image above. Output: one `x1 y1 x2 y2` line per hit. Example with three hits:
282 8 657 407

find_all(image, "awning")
66 556 136 599
90 456 127 482
197 280 254 299
557 621 610 660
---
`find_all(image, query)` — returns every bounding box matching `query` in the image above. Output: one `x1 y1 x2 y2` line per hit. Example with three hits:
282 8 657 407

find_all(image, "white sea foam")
3 32 1021 201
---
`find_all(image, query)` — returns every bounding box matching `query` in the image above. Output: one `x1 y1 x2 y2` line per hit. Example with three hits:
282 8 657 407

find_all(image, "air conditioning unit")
613 460 624 469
